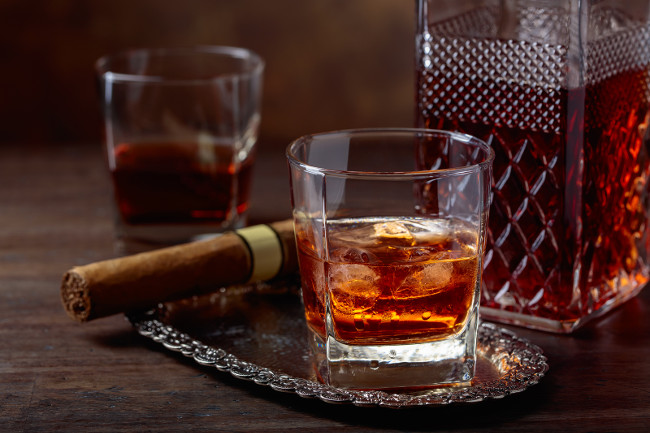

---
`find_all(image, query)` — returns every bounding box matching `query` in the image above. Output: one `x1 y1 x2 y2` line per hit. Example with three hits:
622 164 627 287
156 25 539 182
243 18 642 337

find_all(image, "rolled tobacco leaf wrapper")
61 219 298 323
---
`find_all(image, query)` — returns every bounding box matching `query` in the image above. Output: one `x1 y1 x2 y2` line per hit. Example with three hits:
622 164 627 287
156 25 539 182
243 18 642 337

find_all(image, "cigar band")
236 225 284 283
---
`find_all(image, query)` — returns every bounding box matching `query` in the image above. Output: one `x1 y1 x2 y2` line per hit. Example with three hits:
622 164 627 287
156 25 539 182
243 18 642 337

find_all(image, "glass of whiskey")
287 128 494 389
95 46 264 254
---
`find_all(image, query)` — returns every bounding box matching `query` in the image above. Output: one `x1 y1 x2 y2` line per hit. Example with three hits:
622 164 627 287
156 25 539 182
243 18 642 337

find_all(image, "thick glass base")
309 314 479 390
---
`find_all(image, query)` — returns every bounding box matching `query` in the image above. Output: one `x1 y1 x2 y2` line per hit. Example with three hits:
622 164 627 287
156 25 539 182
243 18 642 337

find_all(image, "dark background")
0 0 415 148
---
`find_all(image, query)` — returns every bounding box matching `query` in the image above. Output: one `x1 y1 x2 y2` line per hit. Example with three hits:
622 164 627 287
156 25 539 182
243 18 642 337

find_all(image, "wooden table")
1 142 649 432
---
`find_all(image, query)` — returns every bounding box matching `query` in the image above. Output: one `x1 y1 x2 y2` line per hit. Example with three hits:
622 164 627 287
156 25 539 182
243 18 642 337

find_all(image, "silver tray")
128 281 549 408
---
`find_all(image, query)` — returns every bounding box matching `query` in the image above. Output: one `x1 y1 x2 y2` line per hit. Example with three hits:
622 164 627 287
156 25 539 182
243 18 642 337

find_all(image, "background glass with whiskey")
416 0 650 332
96 46 264 253
287 128 493 389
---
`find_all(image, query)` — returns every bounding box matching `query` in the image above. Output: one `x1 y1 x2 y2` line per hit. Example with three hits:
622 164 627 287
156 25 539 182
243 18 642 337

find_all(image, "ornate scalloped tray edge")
127 289 548 408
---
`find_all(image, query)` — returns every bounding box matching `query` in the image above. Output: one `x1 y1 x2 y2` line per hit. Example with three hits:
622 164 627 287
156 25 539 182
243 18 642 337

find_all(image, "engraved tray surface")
127 282 549 408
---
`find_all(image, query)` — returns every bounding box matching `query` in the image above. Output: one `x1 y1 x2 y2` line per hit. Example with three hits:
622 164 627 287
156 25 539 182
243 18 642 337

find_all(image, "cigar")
61 219 298 322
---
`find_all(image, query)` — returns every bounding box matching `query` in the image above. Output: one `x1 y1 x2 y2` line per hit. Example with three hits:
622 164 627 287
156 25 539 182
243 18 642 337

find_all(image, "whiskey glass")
287 128 494 389
96 46 264 253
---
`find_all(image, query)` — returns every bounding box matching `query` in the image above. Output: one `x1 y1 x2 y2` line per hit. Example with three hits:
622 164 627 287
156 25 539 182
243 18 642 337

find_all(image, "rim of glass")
95 45 264 85
286 128 495 180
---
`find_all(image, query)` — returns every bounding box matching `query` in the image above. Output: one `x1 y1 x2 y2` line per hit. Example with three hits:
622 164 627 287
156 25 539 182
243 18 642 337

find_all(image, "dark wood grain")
1 143 649 432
